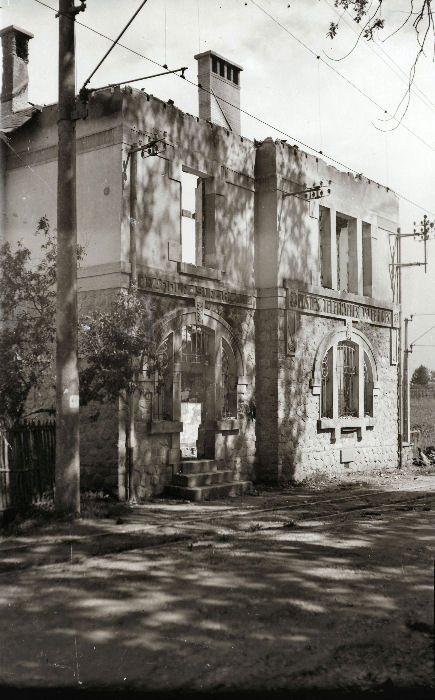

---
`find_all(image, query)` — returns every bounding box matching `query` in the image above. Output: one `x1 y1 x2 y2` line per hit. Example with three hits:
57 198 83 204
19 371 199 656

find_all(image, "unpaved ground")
0 472 434 693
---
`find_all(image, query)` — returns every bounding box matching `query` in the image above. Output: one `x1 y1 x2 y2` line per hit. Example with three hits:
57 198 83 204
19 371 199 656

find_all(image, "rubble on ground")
413 446 435 467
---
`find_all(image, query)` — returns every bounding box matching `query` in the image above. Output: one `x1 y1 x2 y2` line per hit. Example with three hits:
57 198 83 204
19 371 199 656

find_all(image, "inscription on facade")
287 289 398 328
137 273 254 308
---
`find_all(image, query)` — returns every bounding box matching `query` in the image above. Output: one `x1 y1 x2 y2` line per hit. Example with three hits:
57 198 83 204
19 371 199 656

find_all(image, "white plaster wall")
4 143 123 268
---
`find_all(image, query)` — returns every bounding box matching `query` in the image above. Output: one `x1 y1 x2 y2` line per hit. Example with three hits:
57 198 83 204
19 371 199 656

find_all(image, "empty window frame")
181 171 207 266
320 208 368 296
319 206 332 289
362 222 372 297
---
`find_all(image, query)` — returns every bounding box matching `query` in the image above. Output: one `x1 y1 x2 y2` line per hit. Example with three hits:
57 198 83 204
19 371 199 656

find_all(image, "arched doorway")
180 323 214 458
150 307 244 462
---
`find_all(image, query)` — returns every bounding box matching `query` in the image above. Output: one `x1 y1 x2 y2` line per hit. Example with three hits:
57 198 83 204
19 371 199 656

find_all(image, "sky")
1 0 435 373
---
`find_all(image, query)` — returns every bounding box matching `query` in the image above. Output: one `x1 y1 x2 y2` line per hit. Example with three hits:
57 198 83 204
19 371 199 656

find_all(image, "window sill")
150 420 183 434
318 416 375 431
177 262 222 281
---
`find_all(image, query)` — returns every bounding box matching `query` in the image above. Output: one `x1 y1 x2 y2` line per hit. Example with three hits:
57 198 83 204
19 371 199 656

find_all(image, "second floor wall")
255 138 400 305
2 89 399 305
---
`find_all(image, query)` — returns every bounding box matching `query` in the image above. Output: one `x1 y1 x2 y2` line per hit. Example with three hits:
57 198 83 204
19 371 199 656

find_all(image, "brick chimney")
0 25 34 115
194 50 243 135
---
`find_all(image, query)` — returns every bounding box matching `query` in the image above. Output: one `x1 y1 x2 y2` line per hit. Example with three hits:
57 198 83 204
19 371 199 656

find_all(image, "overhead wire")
81 0 149 90
26 0 435 217
248 0 435 152
1 134 55 193
410 324 435 346
321 0 435 116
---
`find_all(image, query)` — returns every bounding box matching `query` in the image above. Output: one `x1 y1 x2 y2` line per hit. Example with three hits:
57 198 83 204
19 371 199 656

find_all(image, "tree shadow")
0 489 432 692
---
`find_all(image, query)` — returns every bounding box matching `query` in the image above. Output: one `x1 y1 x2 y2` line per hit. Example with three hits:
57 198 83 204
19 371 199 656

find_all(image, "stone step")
165 481 253 502
172 470 234 488
178 459 217 474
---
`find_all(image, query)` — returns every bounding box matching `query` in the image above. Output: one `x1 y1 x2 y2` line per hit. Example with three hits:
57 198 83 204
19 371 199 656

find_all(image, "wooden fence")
0 420 55 511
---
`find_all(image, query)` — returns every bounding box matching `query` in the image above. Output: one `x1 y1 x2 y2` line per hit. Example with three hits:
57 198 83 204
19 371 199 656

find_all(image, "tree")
327 1 434 120
79 289 165 498
411 364 430 385
0 217 84 430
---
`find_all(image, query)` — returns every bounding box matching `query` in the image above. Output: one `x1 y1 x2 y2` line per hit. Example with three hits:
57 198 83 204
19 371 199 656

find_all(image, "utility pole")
402 315 413 445
127 143 138 500
55 0 85 515
392 216 433 461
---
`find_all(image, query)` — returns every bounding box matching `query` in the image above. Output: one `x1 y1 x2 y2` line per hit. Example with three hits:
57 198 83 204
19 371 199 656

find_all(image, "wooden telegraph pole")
55 0 85 515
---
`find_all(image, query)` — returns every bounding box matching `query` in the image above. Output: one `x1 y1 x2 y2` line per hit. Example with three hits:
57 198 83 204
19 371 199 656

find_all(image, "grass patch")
1 491 130 537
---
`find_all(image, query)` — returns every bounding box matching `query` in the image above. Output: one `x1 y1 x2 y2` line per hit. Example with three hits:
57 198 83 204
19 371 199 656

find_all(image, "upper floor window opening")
181 167 216 269
181 170 206 266
319 207 373 297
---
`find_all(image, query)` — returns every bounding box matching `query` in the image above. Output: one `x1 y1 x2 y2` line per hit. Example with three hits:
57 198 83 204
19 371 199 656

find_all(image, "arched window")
152 335 172 421
364 352 374 417
321 349 333 418
336 341 358 417
316 328 378 438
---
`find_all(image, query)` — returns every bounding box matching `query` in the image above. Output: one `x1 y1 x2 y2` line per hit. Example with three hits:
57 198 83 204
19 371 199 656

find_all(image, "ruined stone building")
1 26 401 500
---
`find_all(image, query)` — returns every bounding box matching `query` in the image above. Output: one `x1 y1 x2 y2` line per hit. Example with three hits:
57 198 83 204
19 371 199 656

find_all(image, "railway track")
163 490 435 532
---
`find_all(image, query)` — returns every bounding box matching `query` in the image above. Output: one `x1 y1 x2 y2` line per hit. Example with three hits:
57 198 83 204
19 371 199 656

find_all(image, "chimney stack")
194 50 243 135
0 25 34 115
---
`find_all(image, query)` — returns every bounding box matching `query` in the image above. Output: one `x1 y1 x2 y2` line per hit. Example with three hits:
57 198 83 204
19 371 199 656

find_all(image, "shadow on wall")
121 95 256 491
255 142 313 484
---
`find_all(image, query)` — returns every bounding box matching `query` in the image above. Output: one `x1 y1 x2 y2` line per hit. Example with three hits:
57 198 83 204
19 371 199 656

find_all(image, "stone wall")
127 290 256 500
255 302 399 483
279 314 398 481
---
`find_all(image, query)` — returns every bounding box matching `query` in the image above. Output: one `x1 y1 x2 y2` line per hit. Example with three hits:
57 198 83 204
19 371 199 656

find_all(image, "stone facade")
1 36 402 499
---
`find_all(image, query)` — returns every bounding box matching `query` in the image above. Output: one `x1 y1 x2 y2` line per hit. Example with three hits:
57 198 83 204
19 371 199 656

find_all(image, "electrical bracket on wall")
282 180 331 201
122 137 171 182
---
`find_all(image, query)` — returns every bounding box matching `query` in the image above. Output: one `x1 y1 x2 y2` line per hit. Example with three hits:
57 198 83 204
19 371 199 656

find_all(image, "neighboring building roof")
0 104 41 134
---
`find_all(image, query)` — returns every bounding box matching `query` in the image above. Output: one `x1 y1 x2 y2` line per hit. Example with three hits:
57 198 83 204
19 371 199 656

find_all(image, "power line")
322 0 435 117
248 0 435 153
28 0 435 217
411 324 435 346
1 133 55 193
82 0 149 90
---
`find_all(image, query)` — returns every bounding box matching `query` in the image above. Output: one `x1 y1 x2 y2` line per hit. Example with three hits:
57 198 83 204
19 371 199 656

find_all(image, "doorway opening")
180 324 213 458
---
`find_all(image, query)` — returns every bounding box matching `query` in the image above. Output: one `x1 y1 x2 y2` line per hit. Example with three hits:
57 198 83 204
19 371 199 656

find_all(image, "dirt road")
0 477 434 693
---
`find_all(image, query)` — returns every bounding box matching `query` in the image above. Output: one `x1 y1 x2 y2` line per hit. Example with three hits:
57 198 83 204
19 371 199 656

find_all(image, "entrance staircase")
165 459 252 502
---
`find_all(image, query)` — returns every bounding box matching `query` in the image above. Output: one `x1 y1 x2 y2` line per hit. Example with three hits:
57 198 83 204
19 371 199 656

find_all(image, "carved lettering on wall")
286 288 397 328
137 272 254 308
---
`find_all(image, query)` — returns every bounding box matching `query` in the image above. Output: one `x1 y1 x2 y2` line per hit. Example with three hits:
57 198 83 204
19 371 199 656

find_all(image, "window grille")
321 349 333 418
153 338 169 420
337 342 357 417
182 325 209 364
364 353 374 416
222 344 237 418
